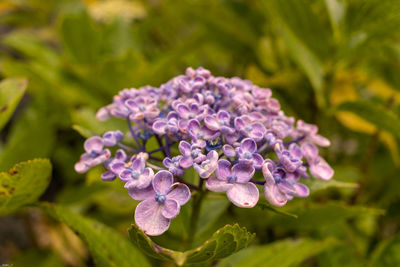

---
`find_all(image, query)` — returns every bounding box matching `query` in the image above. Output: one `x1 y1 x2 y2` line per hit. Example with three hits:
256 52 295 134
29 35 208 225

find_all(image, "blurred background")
1 0 400 266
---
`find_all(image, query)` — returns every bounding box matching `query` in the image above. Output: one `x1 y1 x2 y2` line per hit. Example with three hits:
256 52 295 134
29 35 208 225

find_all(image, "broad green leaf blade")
185 224 255 264
42 203 150 267
337 101 400 139
303 178 359 192
128 223 255 266
263 0 329 107
369 235 400 267
0 77 28 131
218 238 339 267
0 105 56 171
128 224 178 262
266 202 385 231
0 159 51 215
59 10 101 64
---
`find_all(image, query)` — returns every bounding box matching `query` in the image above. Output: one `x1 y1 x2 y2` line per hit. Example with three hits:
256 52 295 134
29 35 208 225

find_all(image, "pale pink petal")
226 183 259 208
129 184 155 200
84 136 103 153
216 159 231 181
294 183 309 198
206 176 233 192
161 199 180 219
167 183 191 205
135 199 170 236
264 183 287 207
232 162 255 183
153 170 174 194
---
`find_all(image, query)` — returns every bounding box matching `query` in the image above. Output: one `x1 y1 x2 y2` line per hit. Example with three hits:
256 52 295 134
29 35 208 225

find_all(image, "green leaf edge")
0 158 51 214
128 223 256 266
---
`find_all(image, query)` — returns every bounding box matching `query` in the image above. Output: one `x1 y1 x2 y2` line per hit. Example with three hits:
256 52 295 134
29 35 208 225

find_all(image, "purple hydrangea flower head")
262 160 309 207
75 66 334 235
222 144 237 158
236 138 264 169
163 156 185 176
193 150 218 178
204 110 235 134
152 111 180 135
75 136 111 173
187 119 220 148
102 130 124 146
101 149 127 181
178 141 207 169
125 96 160 122
274 142 303 173
234 116 266 142
296 120 330 147
133 170 190 236
116 157 154 189
206 160 259 208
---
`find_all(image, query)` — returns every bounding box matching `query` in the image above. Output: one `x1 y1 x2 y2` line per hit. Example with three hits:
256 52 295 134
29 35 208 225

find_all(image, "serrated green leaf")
218 238 339 267
128 223 255 266
0 159 51 215
337 101 400 138
0 77 28 131
41 203 150 267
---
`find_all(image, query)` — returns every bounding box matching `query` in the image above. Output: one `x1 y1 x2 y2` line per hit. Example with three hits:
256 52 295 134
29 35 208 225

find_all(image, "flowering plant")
75 67 333 237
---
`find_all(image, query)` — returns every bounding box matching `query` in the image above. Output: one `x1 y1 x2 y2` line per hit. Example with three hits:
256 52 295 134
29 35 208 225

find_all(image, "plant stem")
186 178 206 249
126 117 144 151
155 135 167 157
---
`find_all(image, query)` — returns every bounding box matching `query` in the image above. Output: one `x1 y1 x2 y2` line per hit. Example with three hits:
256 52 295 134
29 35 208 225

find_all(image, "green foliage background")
1 0 400 266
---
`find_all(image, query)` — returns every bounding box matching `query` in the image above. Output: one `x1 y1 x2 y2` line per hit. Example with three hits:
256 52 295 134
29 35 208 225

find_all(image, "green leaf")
337 101 400 139
59 10 101 64
369 234 400 267
303 178 359 192
128 223 255 266
41 203 150 267
0 77 28 131
0 159 51 215
218 238 339 267
266 202 385 231
0 105 56 171
263 0 329 107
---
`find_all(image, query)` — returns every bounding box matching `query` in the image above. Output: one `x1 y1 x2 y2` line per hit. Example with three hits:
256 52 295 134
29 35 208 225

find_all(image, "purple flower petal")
232 162 255 183
74 161 89 173
204 115 220 131
161 199 180 219
129 184 155 201
216 159 231 181
84 136 103 153
178 141 191 156
134 199 170 236
222 144 236 158
179 156 193 169
167 183 191 205
264 183 288 207
206 176 233 192
309 157 334 180
152 120 167 135
226 183 259 208
252 153 264 169
153 170 174 194
240 138 257 153
294 183 309 197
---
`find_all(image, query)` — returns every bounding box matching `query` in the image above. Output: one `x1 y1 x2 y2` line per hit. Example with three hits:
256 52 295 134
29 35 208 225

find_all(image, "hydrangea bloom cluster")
75 67 334 236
